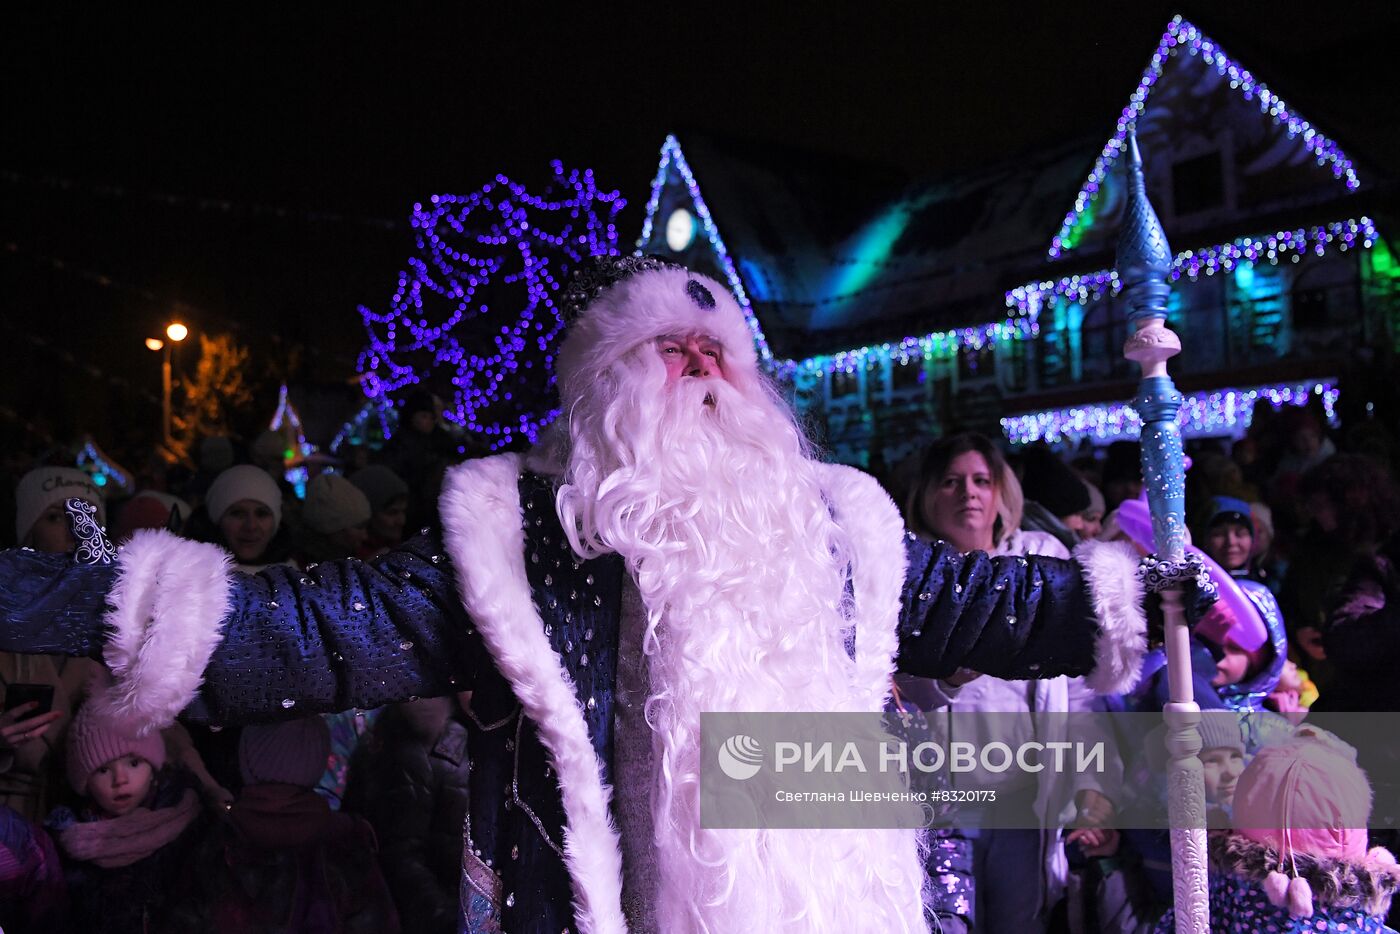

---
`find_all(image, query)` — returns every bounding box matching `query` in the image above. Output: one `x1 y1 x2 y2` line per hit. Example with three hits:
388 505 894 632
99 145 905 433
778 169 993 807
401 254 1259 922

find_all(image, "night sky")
2 2 1394 451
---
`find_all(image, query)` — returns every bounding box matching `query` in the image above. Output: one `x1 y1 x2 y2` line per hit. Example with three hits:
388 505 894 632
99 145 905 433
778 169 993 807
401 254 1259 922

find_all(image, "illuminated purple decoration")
357 163 625 450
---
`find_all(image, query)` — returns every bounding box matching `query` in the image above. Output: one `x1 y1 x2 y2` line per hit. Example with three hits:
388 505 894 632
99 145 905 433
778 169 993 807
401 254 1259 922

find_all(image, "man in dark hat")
1 258 1152 933
380 387 459 532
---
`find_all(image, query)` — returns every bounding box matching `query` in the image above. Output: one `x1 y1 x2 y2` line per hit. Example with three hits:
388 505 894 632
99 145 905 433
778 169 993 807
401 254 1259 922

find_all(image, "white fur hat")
303 474 371 534
205 465 283 528
554 257 759 411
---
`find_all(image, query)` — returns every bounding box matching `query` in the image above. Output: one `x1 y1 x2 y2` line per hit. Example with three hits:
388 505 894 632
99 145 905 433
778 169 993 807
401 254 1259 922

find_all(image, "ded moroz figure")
1 255 1158 933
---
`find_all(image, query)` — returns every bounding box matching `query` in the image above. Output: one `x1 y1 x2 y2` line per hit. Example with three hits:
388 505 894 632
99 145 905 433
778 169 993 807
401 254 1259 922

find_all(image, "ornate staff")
1118 130 1209 932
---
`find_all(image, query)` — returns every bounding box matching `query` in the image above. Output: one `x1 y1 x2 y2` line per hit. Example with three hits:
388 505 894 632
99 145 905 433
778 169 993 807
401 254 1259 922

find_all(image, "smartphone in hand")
2 683 56 718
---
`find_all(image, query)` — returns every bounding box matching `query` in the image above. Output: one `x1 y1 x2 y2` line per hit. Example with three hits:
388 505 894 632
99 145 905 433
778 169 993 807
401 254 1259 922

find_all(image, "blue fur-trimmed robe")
0 454 1147 933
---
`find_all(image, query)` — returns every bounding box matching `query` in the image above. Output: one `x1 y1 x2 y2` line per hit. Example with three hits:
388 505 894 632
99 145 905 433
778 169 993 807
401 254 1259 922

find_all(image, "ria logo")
717 734 764 781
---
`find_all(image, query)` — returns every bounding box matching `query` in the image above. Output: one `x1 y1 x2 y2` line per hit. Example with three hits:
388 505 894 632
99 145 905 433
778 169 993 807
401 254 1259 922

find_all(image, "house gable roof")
638 131 1085 361
1048 15 1361 260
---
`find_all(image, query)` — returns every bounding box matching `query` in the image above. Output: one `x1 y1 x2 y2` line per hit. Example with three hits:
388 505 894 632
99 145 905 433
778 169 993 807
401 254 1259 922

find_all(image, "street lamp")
147 322 189 446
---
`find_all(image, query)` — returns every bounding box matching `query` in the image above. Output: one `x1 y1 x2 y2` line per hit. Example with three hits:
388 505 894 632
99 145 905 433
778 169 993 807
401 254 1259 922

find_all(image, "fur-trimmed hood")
1213 832 1400 917
1218 578 1288 710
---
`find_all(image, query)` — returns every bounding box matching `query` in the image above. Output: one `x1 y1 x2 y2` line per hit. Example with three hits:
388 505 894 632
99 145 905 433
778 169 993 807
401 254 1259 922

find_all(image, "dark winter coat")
0 455 1147 933
343 697 469 934
1319 533 1400 712
163 782 400 934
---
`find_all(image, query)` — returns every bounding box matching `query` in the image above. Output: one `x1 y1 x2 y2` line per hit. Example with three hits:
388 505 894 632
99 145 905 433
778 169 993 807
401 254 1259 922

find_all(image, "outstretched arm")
896 535 1147 695
0 531 483 729
190 536 481 726
0 548 116 658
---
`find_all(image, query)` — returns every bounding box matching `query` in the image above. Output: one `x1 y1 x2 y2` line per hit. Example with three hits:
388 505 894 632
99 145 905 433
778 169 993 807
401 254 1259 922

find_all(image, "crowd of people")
874 402 1400 933
0 258 1398 933
0 407 467 933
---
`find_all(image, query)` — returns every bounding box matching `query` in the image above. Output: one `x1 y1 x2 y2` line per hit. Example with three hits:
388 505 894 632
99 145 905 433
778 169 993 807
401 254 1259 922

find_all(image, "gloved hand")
1140 552 1217 645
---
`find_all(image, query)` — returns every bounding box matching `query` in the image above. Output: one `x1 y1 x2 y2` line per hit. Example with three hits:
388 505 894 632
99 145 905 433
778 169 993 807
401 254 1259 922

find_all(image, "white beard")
557 354 928 933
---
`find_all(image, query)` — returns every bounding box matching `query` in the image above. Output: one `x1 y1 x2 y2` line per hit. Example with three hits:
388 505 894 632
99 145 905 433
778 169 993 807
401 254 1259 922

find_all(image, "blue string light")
775 318 1040 381
1049 15 1360 259
1001 380 1340 446
358 163 625 450
1011 218 1376 313
778 219 1375 381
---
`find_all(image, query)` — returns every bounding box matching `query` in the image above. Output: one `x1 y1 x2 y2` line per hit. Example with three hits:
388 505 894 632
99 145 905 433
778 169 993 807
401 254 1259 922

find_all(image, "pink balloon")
1115 498 1155 553
1113 497 1267 652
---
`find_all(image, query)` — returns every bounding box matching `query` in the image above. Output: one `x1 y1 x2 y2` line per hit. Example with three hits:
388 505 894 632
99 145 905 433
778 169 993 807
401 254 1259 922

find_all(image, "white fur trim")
1074 538 1149 695
95 530 234 734
555 266 759 411
816 463 908 711
439 455 627 934
816 463 929 926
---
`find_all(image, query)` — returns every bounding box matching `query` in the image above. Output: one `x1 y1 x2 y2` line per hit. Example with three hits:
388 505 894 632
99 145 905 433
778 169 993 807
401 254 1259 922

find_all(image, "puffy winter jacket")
344 697 470 934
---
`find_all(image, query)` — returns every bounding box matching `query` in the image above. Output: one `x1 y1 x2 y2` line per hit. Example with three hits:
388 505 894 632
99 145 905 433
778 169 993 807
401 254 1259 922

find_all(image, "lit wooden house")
635 16 1397 468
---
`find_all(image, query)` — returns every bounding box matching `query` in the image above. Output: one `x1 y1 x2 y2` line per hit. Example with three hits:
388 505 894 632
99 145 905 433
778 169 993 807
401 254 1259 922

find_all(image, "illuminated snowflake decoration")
357 162 625 449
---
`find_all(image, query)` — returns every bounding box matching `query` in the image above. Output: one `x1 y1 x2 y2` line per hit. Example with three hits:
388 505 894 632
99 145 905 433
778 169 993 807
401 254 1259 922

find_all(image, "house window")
1172 151 1225 217
1079 301 1131 383
1037 331 1069 390
829 369 861 401
958 345 995 381
665 208 696 253
1291 254 1360 333
998 338 1028 393
1293 288 1329 330
890 357 925 392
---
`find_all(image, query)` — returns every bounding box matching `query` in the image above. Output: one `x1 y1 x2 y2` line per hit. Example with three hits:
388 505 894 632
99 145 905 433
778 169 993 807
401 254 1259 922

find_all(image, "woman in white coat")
902 434 1123 933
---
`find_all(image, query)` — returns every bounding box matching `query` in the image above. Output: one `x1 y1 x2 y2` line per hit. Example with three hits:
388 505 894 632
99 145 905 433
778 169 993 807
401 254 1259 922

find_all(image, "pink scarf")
57 788 200 868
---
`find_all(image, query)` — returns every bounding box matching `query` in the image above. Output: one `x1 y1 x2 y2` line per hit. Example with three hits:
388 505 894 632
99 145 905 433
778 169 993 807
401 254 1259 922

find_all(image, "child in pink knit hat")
63 698 168 818
44 687 206 934
1156 725 1400 933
